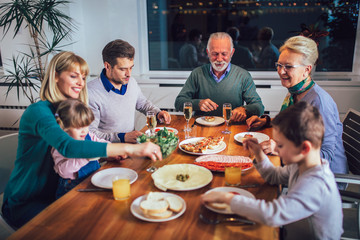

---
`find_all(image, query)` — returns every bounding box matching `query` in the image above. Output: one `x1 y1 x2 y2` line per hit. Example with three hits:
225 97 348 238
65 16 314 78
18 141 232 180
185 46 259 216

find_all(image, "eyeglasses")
275 62 305 71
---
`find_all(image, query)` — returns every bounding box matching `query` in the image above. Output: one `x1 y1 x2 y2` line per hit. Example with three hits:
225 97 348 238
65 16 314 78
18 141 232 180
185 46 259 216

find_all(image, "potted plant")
0 0 76 103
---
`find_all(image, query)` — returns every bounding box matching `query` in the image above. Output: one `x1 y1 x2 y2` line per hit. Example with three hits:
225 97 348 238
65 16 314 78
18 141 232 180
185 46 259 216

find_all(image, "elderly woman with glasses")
247 35 348 178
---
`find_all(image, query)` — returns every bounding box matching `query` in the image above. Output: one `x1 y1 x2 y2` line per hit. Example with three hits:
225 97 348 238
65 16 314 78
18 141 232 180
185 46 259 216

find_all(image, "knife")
77 188 111 192
238 184 260 188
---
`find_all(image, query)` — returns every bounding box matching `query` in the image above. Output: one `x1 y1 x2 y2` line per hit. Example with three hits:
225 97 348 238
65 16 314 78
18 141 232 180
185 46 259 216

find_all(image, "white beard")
211 60 229 72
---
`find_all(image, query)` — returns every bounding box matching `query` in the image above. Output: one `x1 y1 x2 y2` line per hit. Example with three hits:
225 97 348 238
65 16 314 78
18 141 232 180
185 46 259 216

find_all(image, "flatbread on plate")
151 164 213 191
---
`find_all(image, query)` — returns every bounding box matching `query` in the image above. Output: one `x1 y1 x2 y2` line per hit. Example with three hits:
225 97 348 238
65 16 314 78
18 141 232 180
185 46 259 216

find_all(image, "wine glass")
222 103 232 134
146 111 158 173
183 102 193 132
146 111 157 137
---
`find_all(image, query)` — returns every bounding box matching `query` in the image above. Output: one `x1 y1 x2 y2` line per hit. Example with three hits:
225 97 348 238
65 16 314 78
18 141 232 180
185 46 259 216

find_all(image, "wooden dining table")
9 115 280 240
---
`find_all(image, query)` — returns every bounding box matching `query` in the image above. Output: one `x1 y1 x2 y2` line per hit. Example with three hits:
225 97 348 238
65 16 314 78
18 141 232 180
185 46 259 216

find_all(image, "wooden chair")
335 109 360 239
0 133 18 238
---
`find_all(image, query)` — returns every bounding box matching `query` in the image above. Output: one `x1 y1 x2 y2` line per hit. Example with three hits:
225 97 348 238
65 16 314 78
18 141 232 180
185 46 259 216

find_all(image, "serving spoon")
199 213 255 225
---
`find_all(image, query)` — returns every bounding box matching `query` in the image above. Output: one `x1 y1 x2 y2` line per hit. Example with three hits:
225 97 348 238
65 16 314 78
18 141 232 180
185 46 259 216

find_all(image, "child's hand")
200 191 234 205
260 139 278 155
243 137 261 154
243 138 267 162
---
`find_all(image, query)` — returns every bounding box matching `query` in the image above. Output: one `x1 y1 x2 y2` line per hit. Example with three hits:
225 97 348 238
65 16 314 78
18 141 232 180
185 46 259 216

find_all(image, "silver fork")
199 213 255 225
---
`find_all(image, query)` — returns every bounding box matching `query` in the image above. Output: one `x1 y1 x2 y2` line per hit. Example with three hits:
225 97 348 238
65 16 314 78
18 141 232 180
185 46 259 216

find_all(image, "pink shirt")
52 132 108 179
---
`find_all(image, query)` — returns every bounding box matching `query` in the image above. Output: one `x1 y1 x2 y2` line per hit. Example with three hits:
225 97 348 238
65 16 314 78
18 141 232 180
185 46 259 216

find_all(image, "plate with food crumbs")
195 116 225 126
234 132 270 144
204 187 255 214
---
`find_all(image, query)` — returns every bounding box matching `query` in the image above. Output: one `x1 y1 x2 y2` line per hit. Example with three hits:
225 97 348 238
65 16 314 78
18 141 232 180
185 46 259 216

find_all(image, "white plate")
130 193 186 222
145 127 178 135
151 164 213 191
179 137 226 156
204 187 255 214
195 116 225 126
91 168 138 189
234 132 270 144
195 155 253 172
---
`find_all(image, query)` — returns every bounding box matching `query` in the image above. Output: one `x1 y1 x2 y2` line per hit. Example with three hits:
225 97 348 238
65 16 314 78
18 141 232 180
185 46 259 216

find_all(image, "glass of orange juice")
225 167 241 186
112 176 130 200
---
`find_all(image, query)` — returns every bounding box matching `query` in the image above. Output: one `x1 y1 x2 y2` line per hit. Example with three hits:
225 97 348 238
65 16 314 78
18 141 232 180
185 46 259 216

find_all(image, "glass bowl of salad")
137 127 179 158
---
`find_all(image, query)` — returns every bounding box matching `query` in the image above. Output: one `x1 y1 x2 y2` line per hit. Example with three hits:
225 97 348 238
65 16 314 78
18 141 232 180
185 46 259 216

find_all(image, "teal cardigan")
3 100 107 215
175 64 264 117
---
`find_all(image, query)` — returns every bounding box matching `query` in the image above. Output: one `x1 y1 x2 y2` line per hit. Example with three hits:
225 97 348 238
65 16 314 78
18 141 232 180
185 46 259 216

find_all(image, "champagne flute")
183 102 193 132
146 111 157 137
222 103 232 134
146 111 158 173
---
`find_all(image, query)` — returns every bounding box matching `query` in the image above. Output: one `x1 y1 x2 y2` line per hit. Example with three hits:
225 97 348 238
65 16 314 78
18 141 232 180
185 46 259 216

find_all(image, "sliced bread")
166 196 183 213
146 192 165 201
140 199 169 215
209 202 229 210
145 210 173 219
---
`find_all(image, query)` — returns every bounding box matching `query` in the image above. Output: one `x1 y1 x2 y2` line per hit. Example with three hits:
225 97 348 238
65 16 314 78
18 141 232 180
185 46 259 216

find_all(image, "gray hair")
279 36 318 67
206 32 233 51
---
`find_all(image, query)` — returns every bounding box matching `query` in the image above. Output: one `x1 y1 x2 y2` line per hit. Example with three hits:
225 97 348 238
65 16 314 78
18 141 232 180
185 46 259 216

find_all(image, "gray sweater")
231 157 343 240
88 76 160 142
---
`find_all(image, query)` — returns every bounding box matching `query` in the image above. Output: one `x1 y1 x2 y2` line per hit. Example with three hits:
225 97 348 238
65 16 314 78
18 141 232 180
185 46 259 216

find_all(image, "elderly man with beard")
175 32 264 122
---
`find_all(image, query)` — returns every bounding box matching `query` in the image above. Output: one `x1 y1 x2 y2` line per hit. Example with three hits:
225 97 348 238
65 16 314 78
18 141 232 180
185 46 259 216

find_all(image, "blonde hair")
40 51 89 104
54 99 94 129
279 36 318 68
207 32 233 51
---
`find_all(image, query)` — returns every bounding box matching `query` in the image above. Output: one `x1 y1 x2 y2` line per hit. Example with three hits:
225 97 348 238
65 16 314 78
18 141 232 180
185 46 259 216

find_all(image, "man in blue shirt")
88 39 171 143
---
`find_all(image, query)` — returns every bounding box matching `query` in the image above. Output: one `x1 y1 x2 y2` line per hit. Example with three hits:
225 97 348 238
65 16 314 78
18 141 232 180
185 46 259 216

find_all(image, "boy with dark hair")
201 101 343 239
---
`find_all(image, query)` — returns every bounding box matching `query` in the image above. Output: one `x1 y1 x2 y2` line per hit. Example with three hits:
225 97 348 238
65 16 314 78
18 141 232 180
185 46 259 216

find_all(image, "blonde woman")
246 36 348 178
2 52 161 228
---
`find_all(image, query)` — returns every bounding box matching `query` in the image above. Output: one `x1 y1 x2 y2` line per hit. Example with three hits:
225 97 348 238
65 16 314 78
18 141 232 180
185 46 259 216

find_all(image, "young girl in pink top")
52 99 109 198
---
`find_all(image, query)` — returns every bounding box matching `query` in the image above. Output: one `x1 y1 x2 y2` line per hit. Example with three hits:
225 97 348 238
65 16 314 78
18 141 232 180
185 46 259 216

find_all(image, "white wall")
0 0 142 76
67 0 143 76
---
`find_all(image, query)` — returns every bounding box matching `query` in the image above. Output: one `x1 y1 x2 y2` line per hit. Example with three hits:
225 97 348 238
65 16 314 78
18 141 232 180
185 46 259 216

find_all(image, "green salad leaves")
137 127 179 157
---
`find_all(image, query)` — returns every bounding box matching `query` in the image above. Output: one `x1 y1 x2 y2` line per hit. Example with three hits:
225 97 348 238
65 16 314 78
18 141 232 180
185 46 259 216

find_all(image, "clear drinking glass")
225 167 241 186
112 176 130 200
222 103 232 134
146 111 157 137
183 102 193 132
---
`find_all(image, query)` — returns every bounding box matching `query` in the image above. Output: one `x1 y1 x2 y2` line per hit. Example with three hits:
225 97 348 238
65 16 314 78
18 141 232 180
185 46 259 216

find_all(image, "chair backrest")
0 133 18 194
342 109 360 175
